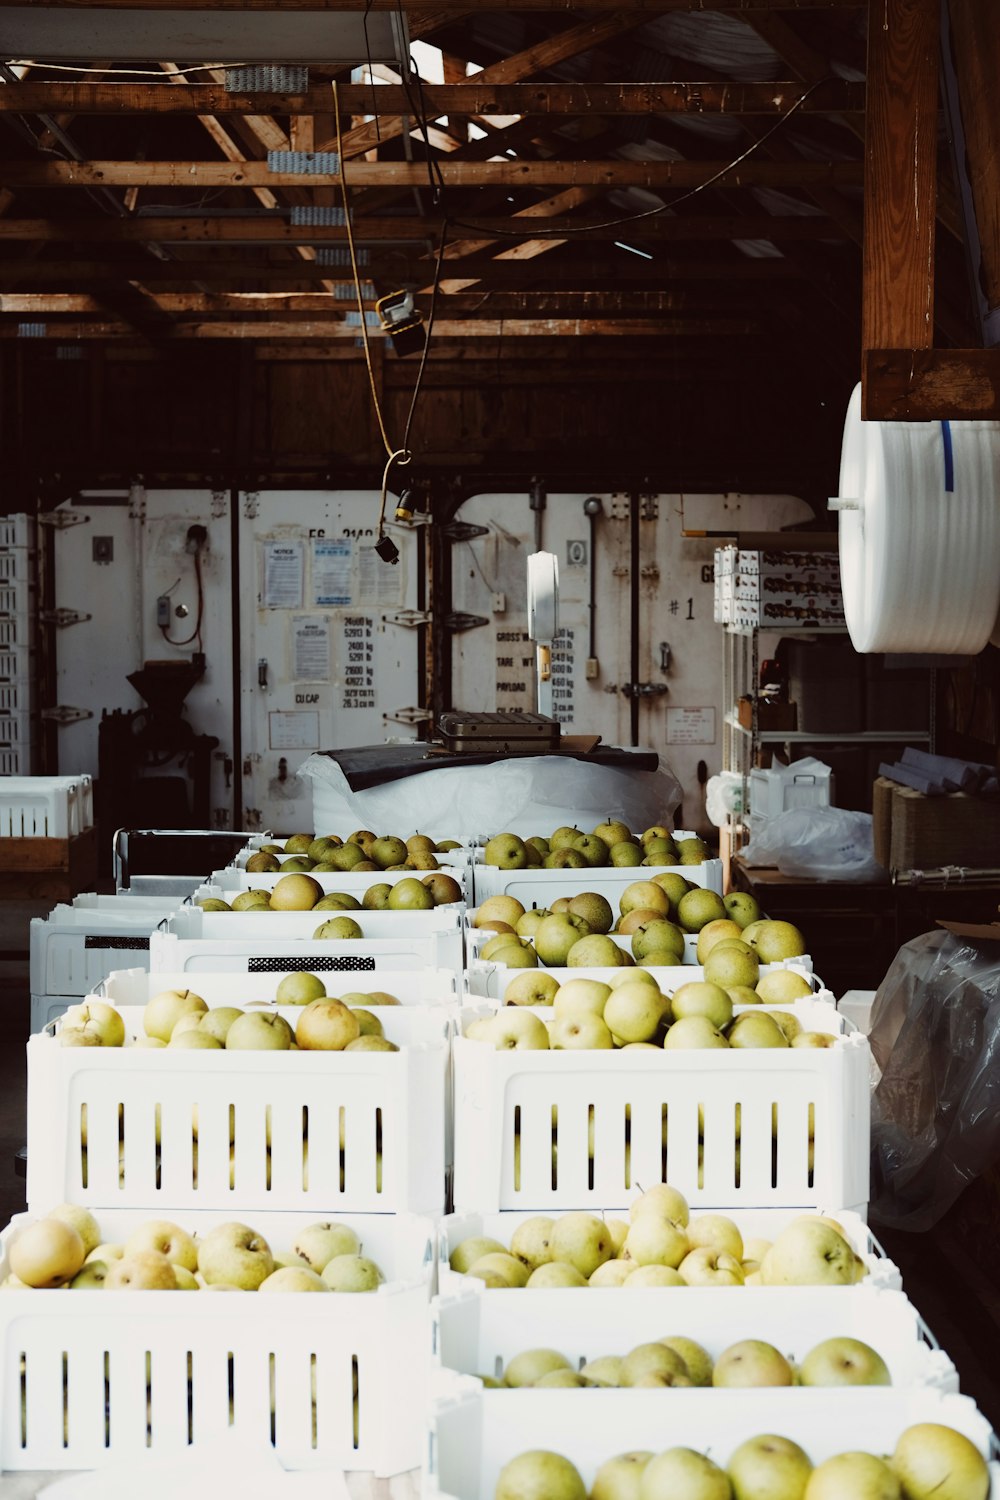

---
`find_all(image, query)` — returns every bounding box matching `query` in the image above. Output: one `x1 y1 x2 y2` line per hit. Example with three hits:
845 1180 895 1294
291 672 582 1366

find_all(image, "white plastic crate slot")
0 651 33 684
0 514 35 549
1 777 87 838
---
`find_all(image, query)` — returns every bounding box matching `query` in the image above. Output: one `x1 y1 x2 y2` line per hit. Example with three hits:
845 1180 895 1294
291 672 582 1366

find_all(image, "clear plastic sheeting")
299 751 682 842
869 930 1000 1232
741 805 885 883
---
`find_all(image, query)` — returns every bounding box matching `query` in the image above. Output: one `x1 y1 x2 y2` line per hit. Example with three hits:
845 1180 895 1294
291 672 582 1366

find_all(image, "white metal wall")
450 491 811 831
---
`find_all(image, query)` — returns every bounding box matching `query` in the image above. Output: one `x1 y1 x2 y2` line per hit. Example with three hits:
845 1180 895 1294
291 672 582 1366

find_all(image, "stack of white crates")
0 514 37 774
714 544 844 630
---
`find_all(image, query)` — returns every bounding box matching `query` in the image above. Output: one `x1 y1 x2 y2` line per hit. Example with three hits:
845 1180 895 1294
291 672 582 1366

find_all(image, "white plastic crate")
459 990 847 1037
0 774 93 837
0 680 30 715
465 950 817 992
437 1207 901 1296
200 862 470 902
97 965 459 1011
425 1384 998 1500
0 606 33 652
452 1016 870 1214
159 904 464 972
0 1207 434 1476
30 893 184 1000
0 514 36 549
0 708 31 753
0 547 36 584
432 1281 955 1391
27 1006 449 1215
0 581 36 617
472 857 723 906
0 648 33 683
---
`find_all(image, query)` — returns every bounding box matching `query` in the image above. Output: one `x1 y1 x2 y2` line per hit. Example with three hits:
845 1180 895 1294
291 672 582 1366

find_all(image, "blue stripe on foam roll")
941 419 955 492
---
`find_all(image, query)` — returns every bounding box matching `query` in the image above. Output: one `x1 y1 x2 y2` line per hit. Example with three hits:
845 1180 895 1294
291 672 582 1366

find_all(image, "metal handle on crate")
915 1312 941 1351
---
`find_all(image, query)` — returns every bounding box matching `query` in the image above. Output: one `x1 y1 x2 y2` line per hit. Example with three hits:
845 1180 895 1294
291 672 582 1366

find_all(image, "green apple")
105 1251 179 1290
624 1264 685 1287
312 916 363 940
510 1216 555 1271
49 1204 101 1257
549 1213 614 1277
69 1259 110 1289
764 1009 802 1043
276 972 327 1005
198 1007 244 1044
686 1213 743 1260
676 888 728 933
592 1452 652 1500
604 981 669 1044
676 837 709 864
296 999 361 1050
197 898 232 912
449 1236 506 1273
746 919 807 962
246 851 281 874
619 1342 690 1388
125 1219 198 1272
225 1011 293 1050
663 1016 729 1050
580 1356 624 1385
268 873 322 911
495 1451 586 1500
640 1448 730 1500
62 1001 126 1048
798 1337 890 1387
589 1259 634 1287
805 1452 902 1500
477 896 527 929
344 1035 398 1052
571 833 610 867
259 1266 328 1292
170 1030 223 1049
549 1013 614 1049
630 1184 690 1225
727 985 763 1007
568 892 614 933
370 836 408 869
642 837 679 864
480 931 526 960
488 1010 550 1049
197 1222 274 1288
678 1247 745 1286
619 881 671 918
640 825 671 845
491 942 540 970
759 1219 864 1286
282 833 315 854
467 1251 529 1288
890 1423 989 1500
723 891 762 929
623 1216 689 1268
86 1242 124 1265
670 981 733 1031
549 825 583 850
727 1011 789 1049
484 833 529 869
704 944 760 990
10 1218 86 1287
292 1221 360 1271
544 849 588 870
553 977 612 1019
145 988 208 1042
713 1339 794 1387
503 1348 572 1388
525 1262 587 1288
756 969 813 1003
631 920 686 963
610 842 644 868
515 909 551 940
329 842 368 872
793 1030 836 1049
727 1434 813 1500
534 913 592 966
387 876 435 911
695 919 745 964
503 971 559 1007
321 1254 384 1292
593 819 632 846
660 1337 712 1388
651 871 692 914
362 883 393 911
278 856 315 874
313 893 362 912
231 890 271 911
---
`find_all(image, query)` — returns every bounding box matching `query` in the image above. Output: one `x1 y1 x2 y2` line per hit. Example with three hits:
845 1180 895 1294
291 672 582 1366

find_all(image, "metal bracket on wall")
640 493 659 521
40 705 93 724
243 492 260 519
41 608 91 628
605 681 669 698
384 609 431 629
384 706 433 726
39 510 89 531
442 521 489 543
609 493 630 521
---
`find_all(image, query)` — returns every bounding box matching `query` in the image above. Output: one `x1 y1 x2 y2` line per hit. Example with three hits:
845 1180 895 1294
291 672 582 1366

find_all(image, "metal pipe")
628 489 640 747
229 485 243 829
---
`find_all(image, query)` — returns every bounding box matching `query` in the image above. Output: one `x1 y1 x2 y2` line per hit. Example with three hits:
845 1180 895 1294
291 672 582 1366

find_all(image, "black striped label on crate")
84 935 150 950
247 955 376 973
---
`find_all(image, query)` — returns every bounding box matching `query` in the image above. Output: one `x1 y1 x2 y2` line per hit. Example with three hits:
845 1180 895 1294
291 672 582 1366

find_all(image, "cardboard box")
876 780 1000 873
737 696 798 732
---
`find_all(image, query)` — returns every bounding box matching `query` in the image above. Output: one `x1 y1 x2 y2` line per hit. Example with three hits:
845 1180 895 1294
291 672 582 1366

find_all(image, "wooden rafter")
0 0 868 11
0 316 763 339
0 289 760 314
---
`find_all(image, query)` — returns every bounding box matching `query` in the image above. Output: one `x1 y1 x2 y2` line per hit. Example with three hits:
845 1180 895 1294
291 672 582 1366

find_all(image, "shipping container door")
238 490 420 832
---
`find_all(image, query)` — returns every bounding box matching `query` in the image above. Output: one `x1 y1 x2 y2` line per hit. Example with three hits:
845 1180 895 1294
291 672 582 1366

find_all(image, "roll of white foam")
835 383 1000 653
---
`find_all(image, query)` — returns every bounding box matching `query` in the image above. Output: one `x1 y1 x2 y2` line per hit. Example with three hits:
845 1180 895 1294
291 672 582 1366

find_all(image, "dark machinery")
97 656 218 832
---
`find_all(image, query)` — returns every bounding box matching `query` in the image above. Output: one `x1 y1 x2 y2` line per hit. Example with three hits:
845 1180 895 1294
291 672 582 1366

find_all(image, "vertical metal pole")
229 486 243 829
628 490 640 747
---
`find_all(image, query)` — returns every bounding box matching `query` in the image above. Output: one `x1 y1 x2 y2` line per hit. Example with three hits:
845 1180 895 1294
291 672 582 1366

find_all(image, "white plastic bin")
97 965 458 1011
158 905 464 972
0 1207 434 1476
27 1006 449 1215
452 1018 870 1214
432 1281 955 1390
199 862 470 902
437 1206 900 1296
0 775 92 838
459 988 846 1035
0 514 36 549
472 857 723 906
424 1384 997 1500
464 953 818 995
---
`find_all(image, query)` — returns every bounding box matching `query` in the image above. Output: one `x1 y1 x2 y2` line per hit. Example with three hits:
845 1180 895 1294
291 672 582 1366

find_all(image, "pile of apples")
199 869 463 917
473 885 808 974
245 829 462 874
493 1424 990 1500
59 978 402 1053
449 1188 868 1290
466 970 827 1052
483 820 709 871
3 1207 385 1293
484 1332 890 1389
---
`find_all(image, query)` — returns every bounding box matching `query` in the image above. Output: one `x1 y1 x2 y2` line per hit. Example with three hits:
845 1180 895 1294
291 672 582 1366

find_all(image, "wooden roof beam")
0 316 765 339
0 0 868 11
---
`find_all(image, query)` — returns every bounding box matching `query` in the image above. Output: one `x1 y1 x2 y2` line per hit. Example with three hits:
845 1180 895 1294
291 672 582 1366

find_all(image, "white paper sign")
313 537 352 606
292 615 331 681
666 706 717 745
262 541 304 609
358 540 405 606
268 710 320 750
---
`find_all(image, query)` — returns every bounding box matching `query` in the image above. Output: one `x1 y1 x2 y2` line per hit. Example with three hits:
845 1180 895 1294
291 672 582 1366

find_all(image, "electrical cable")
161 547 204 649
362 0 382 142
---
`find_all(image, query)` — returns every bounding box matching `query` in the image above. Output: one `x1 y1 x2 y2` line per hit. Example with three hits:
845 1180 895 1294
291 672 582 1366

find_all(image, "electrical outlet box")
585 657 600 680
492 592 507 614
156 595 170 628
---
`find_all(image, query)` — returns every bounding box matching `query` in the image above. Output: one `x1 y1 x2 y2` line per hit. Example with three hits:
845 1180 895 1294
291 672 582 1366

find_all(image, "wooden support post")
862 0 939 418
